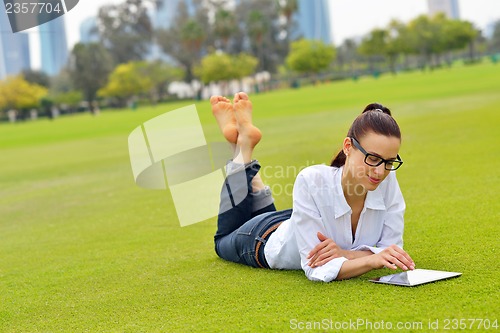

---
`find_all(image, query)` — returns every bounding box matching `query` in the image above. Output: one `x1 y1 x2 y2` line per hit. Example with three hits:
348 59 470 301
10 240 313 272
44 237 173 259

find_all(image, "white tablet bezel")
369 269 462 286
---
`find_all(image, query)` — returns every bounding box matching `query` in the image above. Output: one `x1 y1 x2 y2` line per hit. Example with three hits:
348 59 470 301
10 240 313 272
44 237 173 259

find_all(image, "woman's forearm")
342 250 373 260
336 255 375 280
336 244 413 280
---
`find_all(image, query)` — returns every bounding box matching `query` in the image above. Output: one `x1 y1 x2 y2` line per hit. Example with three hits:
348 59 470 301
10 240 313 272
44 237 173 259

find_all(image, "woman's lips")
368 176 381 184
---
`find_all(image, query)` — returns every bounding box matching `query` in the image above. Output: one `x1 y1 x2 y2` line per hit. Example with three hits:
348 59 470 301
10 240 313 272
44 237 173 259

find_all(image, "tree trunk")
468 41 475 62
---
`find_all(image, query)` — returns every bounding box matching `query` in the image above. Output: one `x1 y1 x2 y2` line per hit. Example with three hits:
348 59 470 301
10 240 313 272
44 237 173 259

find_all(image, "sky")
28 0 500 69
330 0 500 45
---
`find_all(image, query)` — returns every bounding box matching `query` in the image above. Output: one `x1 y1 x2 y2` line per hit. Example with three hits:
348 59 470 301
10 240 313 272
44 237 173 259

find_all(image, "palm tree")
277 0 298 41
155 1 207 82
214 9 238 52
247 10 269 71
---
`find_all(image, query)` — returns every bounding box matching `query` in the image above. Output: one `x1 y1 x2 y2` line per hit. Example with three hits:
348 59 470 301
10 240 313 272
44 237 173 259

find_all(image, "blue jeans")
214 160 292 268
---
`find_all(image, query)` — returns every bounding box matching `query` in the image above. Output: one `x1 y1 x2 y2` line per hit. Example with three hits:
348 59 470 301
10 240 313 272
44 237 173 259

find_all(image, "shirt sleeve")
291 172 348 282
376 173 405 249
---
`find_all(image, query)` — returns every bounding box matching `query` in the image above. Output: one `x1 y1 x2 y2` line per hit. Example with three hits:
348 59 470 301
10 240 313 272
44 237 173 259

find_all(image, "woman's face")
343 132 401 194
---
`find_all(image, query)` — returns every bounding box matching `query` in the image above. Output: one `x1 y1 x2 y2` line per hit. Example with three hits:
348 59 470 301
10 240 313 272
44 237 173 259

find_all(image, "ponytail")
330 103 400 167
331 150 346 168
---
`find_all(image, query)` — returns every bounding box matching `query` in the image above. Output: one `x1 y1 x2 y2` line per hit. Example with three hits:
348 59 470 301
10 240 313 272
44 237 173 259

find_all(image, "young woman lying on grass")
211 92 415 282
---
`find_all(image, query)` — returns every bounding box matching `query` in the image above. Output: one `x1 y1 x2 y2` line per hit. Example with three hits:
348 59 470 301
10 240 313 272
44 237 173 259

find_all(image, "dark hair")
330 103 401 167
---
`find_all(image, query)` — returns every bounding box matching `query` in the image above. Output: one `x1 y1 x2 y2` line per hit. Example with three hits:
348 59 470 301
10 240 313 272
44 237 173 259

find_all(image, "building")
79 17 99 44
293 0 333 44
0 9 31 79
38 14 69 76
484 20 496 39
427 0 460 19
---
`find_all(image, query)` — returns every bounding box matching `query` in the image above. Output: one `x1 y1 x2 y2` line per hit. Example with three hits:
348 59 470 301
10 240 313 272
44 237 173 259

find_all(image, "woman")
212 92 415 282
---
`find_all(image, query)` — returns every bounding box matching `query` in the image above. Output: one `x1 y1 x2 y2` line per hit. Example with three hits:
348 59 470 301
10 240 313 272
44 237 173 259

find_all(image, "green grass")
1 62 499 332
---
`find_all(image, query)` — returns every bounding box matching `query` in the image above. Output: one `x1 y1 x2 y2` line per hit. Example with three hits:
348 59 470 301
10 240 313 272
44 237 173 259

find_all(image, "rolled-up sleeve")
291 173 348 282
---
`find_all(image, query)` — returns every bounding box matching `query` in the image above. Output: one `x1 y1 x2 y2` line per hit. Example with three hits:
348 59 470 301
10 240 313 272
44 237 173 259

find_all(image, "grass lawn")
1 61 499 332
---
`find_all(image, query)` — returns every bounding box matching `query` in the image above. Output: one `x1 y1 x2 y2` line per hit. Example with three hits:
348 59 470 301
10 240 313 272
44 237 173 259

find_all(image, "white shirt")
264 165 405 282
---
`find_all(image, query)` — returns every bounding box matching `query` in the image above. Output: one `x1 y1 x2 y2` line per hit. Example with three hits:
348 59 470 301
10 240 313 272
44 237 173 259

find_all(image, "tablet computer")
369 269 462 287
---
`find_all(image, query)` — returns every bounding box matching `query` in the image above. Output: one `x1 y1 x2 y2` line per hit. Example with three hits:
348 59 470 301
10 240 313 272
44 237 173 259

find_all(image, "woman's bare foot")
231 92 262 164
233 92 262 149
210 95 238 144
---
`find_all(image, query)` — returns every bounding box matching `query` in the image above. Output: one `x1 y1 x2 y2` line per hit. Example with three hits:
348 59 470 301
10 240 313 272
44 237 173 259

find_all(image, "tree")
233 53 259 79
155 1 209 81
442 19 478 61
405 14 480 67
336 38 360 74
195 53 233 84
47 69 83 113
194 52 258 94
358 28 388 72
68 43 113 111
407 15 437 67
406 14 452 67
277 0 298 22
276 0 298 53
236 0 285 73
213 8 238 52
98 61 161 105
246 9 270 71
0 76 47 118
387 19 413 70
140 61 184 103
286 39 336 75
97 0 153 65
21 69 50 88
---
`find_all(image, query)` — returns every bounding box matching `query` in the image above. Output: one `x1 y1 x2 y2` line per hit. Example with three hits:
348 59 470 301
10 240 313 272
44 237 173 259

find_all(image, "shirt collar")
333 167 351 219
333 166 386 218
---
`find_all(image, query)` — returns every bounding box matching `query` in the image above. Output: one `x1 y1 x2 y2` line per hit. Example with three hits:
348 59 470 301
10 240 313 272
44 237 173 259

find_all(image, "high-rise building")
39 15 68 76
427 0 460 19
484 20 496 40
79 17 99 44
293 0 332 44
0 9 31 79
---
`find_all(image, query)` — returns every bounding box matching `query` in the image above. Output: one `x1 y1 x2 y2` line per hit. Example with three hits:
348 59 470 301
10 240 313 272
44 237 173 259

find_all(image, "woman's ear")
343 137 352 156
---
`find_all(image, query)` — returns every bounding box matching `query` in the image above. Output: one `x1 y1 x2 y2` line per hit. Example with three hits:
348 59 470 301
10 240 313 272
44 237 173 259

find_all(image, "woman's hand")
307 232 347 267
370 245 415 271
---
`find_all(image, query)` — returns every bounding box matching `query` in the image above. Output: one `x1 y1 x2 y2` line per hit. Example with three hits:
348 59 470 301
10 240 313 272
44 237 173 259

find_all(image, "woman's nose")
373 163 385 175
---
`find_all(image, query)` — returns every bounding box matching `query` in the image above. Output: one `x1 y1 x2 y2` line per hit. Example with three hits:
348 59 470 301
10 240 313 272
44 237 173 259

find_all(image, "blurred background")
1 0 499 122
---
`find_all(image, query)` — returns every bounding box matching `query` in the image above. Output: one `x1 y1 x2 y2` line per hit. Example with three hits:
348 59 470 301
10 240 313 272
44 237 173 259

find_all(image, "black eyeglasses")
350 137 403 171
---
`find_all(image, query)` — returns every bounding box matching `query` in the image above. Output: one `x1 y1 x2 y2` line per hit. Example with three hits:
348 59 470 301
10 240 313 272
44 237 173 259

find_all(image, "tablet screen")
369 269 462 286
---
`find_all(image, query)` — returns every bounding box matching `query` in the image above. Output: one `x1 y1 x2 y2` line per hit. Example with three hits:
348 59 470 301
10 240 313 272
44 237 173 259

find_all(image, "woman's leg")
232 93 276 215
211 93 277 262
210 94 268 197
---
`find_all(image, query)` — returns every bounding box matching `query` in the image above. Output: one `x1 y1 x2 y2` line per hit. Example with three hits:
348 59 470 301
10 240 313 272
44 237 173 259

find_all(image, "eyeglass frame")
349 137 403 171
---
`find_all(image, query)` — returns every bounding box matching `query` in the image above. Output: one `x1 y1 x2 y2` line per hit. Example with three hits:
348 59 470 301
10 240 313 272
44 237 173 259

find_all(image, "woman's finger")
388 248 413 270
307 243 322 259
307 238 330 258
391 246 416 268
